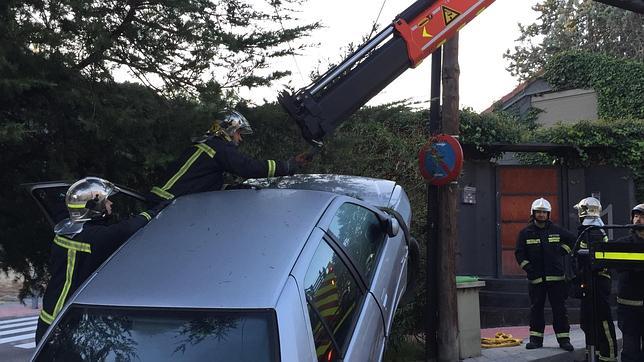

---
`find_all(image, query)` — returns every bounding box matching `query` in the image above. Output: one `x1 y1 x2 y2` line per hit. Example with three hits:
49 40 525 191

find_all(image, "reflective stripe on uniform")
316 294 339 310
617 297 644 307
139 211 152 221
66 203 86 209
39 309 55 325
154 143 216 197
267 160 276 178
599 356 617 362
53 249 76 319
545 275 565 282
580 241 588 249
548 234 560 242
49 235 93 322
555 332 569 338
530 278 543 284
54 235 91 253
602 320 616 361
530 331 544 337
526 239 540 245
595 251 644 261
316 342 332 358
520 260 530 268
151 186 174 200
195 143 216 158
561 244 572 254
333 303 356 334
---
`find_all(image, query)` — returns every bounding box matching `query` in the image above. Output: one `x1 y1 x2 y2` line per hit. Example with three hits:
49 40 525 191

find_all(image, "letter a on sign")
442 5 461 26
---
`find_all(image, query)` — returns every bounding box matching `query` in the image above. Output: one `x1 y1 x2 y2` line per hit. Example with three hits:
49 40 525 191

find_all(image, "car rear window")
35 306 280 362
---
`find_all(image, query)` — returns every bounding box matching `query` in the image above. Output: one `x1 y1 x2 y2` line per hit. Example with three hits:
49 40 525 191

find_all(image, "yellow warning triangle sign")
442 5 461 26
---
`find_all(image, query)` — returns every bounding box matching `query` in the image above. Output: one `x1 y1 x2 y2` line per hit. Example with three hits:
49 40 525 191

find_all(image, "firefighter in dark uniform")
515 197 576 351
574 197 617 361
615 203 644 362
147 110 307 204
36 177 160 344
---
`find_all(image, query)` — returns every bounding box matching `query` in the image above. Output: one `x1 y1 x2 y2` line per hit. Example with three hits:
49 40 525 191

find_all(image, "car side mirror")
386 217 400 237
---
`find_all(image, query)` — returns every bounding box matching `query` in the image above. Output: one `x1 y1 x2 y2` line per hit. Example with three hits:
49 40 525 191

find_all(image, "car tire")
400 236 420 305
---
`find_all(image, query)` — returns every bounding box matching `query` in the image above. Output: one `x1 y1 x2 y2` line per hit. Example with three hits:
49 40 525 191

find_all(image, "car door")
323 199 407 336
23 181 148 226
292 227 386 361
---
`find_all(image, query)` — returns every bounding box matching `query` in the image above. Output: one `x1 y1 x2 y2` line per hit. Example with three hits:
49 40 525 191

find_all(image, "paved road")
0 315 36 362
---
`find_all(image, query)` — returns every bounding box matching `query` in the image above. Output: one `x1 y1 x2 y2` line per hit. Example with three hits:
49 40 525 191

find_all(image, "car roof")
247 174 398 208
74 188 337 309
72 175 401 310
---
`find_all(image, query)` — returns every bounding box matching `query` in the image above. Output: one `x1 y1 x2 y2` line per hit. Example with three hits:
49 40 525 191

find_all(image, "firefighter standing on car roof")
615 203 644 362
574 197 617 362
515 197 576 352
147 110 309 204
36 177 163 344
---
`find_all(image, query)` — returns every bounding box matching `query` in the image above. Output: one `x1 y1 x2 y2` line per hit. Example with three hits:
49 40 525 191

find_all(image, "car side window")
328 203 386 283
303 240 363 362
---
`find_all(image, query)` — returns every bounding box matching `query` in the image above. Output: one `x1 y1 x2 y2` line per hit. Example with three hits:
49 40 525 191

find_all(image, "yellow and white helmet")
531 198 552 214
574 197 602 218
65 177 119 222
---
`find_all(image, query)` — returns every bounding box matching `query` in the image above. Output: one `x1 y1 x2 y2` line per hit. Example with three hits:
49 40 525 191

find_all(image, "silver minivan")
29 174 419 361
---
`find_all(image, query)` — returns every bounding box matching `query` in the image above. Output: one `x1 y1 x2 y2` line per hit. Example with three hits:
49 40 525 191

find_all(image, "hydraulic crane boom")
279 0 496 146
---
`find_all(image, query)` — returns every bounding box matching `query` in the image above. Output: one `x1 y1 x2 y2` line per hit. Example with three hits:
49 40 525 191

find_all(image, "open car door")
23 181 148 227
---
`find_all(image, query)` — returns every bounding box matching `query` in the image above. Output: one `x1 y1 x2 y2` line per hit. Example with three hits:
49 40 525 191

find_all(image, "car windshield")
36 306 279 362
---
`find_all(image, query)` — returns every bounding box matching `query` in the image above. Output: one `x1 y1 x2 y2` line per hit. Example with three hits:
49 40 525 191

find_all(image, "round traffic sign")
418 134 463 185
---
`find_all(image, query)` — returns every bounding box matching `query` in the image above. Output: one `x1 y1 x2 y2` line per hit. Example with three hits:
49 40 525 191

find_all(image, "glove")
224 183 260 190
148 199 173 216
286 157 303 175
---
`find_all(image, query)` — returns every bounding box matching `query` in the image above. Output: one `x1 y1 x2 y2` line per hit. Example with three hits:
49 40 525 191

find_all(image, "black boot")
526 341 543 349
525 336 543 349
526 336 543 349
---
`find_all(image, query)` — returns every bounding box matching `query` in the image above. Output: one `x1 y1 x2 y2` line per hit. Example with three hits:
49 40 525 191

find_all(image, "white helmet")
531 198 552 214
574 197 602 218
66 177 119 222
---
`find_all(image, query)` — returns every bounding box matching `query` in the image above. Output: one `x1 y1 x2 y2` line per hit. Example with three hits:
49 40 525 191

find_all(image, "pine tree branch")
74 0 142 71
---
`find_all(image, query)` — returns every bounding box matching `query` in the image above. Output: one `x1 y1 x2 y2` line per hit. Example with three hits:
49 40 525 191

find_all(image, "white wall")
532 89 598 126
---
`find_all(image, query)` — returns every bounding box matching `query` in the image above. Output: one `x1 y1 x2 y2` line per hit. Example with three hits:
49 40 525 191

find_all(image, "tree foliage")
544 51 644 119
459 108 532 158
9 0 318 94
519 118 644 200
505 0 644 80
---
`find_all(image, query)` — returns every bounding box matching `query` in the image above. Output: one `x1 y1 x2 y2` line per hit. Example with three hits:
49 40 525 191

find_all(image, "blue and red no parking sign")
418 134 463 185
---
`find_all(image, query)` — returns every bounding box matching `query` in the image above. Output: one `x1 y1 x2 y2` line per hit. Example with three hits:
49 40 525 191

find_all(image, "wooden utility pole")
425 48 441 361
437 34 460 361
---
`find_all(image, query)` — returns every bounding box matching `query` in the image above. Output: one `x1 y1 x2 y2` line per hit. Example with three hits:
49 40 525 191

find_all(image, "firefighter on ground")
515 197 576 351
615 203 644 362
36 177 162 343
573 197 617 361
147 110 309 204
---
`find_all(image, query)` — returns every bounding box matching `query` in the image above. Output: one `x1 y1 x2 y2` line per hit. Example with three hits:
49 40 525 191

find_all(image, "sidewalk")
465 324 622 362
0 301 40 319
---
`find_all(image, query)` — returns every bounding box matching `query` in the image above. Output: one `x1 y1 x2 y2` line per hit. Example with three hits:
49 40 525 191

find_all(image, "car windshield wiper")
305 293 344 359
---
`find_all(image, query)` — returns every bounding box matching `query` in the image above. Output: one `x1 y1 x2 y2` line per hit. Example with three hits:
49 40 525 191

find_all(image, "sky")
248 0 542 112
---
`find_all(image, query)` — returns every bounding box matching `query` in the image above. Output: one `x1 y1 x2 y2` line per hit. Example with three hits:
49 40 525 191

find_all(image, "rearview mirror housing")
386 217 400 237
